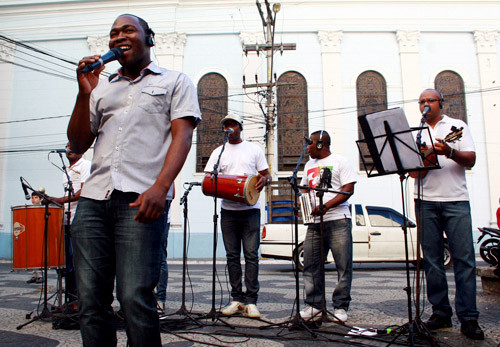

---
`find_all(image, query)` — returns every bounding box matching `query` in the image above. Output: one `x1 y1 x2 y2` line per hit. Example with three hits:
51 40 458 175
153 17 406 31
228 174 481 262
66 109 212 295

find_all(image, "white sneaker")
244 304 261 318
331 308 348 322
299 305 321 320
221 301 244 316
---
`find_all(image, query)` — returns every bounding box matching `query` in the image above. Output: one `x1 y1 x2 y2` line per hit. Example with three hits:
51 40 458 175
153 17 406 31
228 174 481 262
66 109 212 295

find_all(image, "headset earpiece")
439 98 444 109
146 28 155 47
316 130 324 150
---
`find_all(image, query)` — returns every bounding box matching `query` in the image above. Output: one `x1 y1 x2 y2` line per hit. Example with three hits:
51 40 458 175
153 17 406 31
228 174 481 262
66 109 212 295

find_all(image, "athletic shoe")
331 308 348 322
221 301 244 316
299 305 321 320
244 304 261 318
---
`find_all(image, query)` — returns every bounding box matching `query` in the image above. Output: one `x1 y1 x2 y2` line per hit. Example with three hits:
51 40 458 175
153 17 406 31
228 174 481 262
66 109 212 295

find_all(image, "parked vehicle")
261 204 452 270
477 226 500 267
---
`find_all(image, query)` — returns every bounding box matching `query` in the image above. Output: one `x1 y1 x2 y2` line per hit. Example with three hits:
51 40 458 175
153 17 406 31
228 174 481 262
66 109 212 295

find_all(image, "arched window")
277 71 309 172
356 71 388 169
434 71 467 123
196 73 228 172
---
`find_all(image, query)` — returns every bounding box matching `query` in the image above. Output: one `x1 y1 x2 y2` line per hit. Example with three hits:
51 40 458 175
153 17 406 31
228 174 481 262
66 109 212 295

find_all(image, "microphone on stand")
304 136 313 145
185 182 202 186
20 177 30 200
421 105 431 118
50 148 70 154
223 128 234 134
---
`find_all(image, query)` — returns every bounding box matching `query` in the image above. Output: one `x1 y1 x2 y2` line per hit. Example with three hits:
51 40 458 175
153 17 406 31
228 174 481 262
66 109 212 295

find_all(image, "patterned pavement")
1 259 499 346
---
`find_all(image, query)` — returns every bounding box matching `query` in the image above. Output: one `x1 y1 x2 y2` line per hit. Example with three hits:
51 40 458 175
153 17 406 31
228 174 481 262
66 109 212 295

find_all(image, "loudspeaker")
146 28 155 47
316 130 324 150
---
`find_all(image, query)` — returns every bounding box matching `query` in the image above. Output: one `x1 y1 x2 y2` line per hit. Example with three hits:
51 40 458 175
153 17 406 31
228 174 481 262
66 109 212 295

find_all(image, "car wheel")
443 242 452 270
293 244 304 272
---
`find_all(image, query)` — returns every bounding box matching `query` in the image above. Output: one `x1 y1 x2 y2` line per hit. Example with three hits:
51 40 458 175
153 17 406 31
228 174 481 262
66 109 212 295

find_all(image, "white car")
260 204 451 270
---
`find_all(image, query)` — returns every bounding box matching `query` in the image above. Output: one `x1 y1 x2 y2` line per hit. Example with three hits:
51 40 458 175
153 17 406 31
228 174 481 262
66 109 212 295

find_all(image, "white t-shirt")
63 158 91 224
413 115 475 201
204 140 268 210
300 153 357 223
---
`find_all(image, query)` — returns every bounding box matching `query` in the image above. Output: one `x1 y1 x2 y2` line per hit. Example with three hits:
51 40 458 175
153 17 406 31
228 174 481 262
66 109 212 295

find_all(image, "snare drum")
11 205 65 270
202 174 260 206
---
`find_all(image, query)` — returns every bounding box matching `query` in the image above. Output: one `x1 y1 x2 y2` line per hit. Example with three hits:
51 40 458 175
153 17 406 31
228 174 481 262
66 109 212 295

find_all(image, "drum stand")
17 196 56 329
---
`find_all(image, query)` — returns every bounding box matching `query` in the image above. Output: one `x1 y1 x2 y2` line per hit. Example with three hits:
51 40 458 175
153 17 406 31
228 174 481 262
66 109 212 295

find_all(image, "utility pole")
243 1 295 206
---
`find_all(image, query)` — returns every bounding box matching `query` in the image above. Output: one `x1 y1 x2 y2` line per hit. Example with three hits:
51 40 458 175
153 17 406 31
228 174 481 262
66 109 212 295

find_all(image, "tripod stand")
17 180 64 330
260 139 316 336
198 132 233 328
162 182 203 326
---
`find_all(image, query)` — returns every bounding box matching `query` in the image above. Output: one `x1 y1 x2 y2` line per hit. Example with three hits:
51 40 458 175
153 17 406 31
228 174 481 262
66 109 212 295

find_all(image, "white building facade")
0 0 499 258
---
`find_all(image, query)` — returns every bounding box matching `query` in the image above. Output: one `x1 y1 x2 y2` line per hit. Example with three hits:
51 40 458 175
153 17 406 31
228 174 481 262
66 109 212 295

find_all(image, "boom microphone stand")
17 179 62 330
260 138 315 336
164 182 203 326
199 131 233 328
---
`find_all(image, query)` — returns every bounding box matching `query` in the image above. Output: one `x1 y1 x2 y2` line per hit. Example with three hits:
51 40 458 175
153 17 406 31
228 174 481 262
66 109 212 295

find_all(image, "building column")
318 31 344 154
0 42 16 222
474 30 500 226
397 30 421 125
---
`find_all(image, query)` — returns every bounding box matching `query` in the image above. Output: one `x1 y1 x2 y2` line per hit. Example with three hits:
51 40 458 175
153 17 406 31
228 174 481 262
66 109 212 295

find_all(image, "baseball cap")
220 114 243 129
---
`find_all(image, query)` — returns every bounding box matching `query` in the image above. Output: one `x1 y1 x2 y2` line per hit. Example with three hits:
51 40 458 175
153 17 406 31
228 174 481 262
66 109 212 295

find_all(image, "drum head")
244 175 260 206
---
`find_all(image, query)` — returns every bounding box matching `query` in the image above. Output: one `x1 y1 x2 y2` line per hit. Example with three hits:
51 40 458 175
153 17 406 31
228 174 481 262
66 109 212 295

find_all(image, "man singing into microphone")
299 130 356 323
67 14 201 347
204 114 271 318
411 89 483 340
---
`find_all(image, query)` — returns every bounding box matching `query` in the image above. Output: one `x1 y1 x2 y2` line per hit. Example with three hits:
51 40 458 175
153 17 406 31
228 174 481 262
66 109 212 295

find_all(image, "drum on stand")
12 205 65 270
202 174 260 206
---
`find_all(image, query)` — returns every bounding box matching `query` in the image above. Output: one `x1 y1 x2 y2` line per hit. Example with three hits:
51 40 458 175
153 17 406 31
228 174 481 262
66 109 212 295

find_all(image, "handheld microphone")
20 177 30 200
422 105 431 117
304 136 313 145
185 182 202 186
50 148 70 154
82 47 124 73
223 128 234 134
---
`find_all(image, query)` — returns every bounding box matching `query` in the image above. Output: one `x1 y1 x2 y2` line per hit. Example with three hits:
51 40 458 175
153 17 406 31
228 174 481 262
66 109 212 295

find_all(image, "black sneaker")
425 313 452 330
461 320 484 340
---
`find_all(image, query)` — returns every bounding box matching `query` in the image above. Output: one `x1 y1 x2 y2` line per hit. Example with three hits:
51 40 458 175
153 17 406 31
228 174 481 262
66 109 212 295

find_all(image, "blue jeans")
155 220 170 302
303 218 353 311
220 208 260 305
416 200 479 323
72 192 165 347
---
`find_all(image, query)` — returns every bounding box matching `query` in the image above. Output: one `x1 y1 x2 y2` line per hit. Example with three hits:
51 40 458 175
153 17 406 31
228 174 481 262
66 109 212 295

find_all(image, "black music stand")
356 107 439 346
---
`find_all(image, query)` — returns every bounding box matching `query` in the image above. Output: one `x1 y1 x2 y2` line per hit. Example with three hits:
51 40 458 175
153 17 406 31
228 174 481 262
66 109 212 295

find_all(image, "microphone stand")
200 131 233 328
58 153 76 308
17 185 62 330
163 183 203 326
260 140 316 336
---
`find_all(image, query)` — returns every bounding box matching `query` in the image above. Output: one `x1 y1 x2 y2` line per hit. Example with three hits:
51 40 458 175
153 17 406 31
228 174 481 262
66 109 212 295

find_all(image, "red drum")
202 174 260 206
12 205 65 270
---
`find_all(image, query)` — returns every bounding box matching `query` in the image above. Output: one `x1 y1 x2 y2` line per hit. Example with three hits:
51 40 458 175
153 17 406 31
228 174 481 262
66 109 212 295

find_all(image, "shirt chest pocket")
136 86 168 115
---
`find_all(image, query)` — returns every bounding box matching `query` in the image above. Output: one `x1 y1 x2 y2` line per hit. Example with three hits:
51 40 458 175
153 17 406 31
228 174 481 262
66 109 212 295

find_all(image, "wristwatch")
265 178 271 186
447 148 455 159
